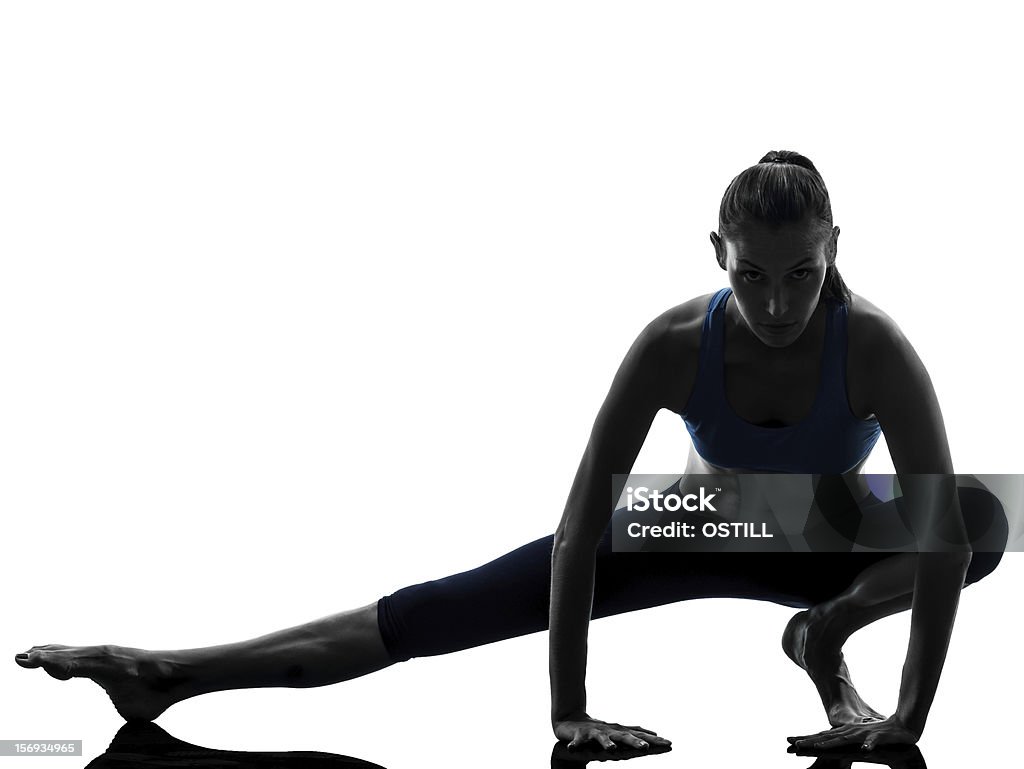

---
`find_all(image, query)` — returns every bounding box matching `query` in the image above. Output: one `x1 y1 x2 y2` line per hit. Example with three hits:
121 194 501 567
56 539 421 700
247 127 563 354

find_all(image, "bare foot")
782 606 886 728
14 644 186 721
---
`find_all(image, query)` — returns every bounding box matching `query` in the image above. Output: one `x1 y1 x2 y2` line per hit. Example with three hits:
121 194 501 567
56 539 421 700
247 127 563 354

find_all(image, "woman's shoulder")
844 291 910 358
641 292 719 413
645 291 719 350
844 292 924 417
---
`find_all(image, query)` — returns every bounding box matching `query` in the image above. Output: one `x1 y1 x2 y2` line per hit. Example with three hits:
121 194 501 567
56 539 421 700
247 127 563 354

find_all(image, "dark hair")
718 150 851 304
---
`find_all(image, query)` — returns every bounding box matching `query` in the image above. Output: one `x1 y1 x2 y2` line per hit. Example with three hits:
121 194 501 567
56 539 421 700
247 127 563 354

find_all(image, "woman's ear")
710 232 726 270
827 226 840 266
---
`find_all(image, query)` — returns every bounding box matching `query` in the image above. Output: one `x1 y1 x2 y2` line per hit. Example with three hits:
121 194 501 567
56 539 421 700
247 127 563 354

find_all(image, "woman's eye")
742 271 762 281
791 269 809 280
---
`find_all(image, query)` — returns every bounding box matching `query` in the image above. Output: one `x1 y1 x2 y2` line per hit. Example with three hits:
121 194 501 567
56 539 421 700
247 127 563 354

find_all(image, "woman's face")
711 218 839 349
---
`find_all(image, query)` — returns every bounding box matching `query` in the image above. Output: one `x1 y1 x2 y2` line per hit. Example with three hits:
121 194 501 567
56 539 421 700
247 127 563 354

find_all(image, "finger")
594 731 617 751
574 727 611 751
613 732 650 749
788 729 833 743
789 727 854 748
788 724 854 742
788 732 831 745
809 733 856 747
815 736 853 749
608 722 659 735
635 732 671 746
813 728 866 750
567 728 584 749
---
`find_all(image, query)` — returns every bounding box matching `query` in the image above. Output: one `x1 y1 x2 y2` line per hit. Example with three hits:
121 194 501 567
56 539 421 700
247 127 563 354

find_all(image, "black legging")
376 484 1007 663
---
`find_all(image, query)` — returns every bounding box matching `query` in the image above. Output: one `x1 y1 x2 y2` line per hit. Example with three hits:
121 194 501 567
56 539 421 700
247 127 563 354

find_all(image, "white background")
2 2 1021 767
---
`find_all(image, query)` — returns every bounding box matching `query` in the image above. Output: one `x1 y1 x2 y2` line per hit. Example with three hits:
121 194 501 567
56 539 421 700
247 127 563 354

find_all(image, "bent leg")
789 484 1008 654
782 484 1008 725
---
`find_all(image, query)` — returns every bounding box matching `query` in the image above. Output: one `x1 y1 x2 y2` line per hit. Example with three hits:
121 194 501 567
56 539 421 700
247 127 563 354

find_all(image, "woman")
15 151 1006 754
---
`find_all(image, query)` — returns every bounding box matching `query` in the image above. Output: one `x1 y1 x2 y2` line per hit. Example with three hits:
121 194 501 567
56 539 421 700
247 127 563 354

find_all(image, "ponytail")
718 150 850 304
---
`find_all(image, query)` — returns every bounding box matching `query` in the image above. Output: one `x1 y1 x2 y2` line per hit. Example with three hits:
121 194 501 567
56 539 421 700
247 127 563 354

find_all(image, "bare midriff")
676 445 875 522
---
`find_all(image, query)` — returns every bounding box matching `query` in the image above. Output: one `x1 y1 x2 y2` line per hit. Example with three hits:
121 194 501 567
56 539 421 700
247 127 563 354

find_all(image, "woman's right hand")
553 715 672 751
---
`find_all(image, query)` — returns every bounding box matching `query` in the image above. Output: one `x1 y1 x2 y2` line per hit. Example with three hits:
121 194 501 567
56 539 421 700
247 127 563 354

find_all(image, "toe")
33 652 75 680
14 652 36 668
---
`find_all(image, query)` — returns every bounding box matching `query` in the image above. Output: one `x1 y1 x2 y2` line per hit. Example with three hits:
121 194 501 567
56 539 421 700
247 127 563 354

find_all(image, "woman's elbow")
552 527 602 560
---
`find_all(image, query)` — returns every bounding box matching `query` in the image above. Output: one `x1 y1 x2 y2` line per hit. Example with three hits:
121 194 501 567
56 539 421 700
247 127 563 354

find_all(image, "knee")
953 486 1009 589
964 549 1003 587
376 595 411 664
958 486 1009 553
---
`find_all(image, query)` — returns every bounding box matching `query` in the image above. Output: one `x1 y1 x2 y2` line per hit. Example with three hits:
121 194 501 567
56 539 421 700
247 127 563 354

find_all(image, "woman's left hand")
787 715 920 752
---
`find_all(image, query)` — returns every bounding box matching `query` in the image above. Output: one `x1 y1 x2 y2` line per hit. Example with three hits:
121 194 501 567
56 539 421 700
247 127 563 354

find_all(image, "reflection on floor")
84 722 386 769
787 742 927 768
549 739 930 768
550 740 671 766
76 719 943 769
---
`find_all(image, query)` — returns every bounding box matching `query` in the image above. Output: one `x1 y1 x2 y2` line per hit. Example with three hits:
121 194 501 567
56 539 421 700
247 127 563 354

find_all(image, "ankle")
811 596 855 640
136 652 193 694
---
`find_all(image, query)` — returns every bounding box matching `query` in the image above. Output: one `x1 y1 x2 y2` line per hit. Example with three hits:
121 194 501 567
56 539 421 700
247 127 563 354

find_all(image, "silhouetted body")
17 151 1003 756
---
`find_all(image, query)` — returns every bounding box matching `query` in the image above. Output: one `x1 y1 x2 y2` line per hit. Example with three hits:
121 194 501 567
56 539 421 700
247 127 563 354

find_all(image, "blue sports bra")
680 287 882 474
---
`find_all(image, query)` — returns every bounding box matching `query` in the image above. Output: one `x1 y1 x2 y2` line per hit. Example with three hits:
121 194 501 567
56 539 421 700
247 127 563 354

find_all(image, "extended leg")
15 602 393 721
15 477 794 721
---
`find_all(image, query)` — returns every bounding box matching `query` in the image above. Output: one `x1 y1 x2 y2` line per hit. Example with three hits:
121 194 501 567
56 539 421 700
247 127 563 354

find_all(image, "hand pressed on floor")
788 714 919 752
554 715 672 751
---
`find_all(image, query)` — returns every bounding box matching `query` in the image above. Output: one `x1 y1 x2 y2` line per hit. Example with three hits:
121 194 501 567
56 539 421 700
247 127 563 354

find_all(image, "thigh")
591 528 898 615
591 478 878 613
378 533 557 660
852 483 1008 585
591 480 1010 617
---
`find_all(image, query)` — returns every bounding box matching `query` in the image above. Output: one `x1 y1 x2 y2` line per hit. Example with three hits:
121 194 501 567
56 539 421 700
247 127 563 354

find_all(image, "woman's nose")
766 289 789 318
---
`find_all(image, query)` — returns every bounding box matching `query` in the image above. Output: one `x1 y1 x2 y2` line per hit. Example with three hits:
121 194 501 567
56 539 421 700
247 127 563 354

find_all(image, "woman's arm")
792 310 971 751
549 316 675 748
871 323 972 740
